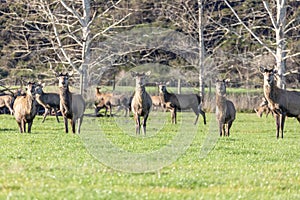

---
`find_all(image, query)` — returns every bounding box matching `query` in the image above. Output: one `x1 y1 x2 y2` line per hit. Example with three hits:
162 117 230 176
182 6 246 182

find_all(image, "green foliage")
1 113 300 199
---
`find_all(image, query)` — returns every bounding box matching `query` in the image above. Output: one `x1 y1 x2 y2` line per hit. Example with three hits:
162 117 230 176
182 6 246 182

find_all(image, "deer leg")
17 122 23 133
42 107 49 123
77 116 83 134
64 117 68 133
134 114 140 135
194 114 199 125
275 115 280 139
95 107 100 116
200 109 206 125
7 104 14 115
173 108 177 124
54 107 60 123
109 105 112 117
218 121 223 137
171 109 176 124
28 121 33 133
280 114 286 139
194 105 206 125
22 121 26 133
104 106 108 117
227 120 233 137
142 114 149 135
71 119 76 134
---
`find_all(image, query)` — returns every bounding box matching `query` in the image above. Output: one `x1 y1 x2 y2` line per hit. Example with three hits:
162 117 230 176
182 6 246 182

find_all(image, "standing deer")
215 79 236 137
260 67 300 138
158 85 206 125
13 82 38 133
131 71 152 135
57 72 86 134
35 83 60 123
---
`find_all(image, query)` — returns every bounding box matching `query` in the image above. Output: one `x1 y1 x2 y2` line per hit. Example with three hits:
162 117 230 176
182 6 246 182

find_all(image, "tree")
224 0 300 89
3 0 132 94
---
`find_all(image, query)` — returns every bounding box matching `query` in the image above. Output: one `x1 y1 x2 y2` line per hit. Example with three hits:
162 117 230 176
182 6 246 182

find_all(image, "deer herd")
0 67 299 138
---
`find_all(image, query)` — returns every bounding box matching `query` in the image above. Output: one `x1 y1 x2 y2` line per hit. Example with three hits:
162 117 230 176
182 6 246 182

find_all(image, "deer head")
260 67 277 86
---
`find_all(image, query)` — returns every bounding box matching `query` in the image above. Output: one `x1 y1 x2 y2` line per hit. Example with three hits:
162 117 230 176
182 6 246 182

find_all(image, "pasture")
0 111 300 199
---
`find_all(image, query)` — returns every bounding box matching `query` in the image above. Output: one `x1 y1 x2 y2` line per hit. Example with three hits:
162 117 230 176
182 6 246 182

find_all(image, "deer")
260 67 300 138
151 95 163 111
35 83 60 123
0 94 14 115
158 84 206 125
0 87 24 115
57 72 86 134
254 97 272 118
215 79 236 137
13 82 38 133
94 87 130 117
131 71 152 135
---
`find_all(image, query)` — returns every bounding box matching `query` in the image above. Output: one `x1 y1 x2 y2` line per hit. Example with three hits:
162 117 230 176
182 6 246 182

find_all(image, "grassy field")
0 111 300 199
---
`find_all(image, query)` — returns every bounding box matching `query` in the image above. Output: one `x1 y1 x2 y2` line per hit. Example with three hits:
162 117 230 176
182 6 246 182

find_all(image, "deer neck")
26 94 37 112
60 87 72 104
135 85 146 94
264 82 278 105
216 93 226 108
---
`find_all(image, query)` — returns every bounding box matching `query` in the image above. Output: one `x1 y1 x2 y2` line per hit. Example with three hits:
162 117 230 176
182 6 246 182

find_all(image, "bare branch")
224 0 276 58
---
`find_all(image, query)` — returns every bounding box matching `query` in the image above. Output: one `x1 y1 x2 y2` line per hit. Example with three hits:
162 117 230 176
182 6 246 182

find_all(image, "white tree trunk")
275 0 286 89
80 0 91 95
198 0 205 100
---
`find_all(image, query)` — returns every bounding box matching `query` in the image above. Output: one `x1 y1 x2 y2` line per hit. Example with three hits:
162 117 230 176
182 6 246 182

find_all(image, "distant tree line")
0 0 299 93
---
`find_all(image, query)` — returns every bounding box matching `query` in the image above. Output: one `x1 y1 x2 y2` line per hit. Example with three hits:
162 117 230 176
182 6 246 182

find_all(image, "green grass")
0 112 300 199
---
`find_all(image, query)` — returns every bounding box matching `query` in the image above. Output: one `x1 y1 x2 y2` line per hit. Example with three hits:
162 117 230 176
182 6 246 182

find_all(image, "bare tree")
224 0 300 89
3 0 132 95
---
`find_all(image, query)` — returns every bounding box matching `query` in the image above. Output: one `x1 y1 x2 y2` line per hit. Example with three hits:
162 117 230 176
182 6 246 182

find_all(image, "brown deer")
131 71 152 135
151 95 163 111
260 67 300 138
94 87 129 117
158 84 206 125
35 83 60 123
254 97 272 118
0 94 14 115
57 72 86 134
13 82 38 133
215 79 236 137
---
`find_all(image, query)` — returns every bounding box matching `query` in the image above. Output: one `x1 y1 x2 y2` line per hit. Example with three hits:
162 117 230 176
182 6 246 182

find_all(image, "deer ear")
273 69 278 74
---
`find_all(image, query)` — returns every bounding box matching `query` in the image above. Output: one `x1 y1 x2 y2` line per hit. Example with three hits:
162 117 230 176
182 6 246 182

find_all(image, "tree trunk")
177 78 181 94
80 0 91 95
198 0 205 100
275 0 286 89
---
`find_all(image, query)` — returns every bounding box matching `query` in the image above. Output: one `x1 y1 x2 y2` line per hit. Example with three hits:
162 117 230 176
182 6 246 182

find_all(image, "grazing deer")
158 85 206 125
35 83 60 123
260 67 300 138
13 82 38 133
131 71 152 135
57 72 86 134
254 97 272 118
0 94 14 115
215 79 236 137
94 87 130 117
